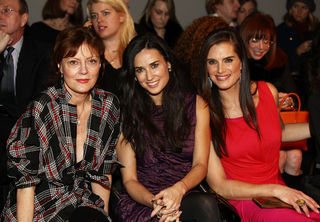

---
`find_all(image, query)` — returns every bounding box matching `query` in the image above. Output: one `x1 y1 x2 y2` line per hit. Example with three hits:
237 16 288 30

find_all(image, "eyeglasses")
0 7 17 16
249 37 273 47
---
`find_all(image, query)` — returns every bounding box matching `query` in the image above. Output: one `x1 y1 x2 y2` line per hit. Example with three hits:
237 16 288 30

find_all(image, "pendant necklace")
77 95 91 125
106 49 119 65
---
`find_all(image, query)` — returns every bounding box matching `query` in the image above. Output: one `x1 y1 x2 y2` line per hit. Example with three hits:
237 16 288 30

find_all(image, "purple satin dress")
116 94 196 222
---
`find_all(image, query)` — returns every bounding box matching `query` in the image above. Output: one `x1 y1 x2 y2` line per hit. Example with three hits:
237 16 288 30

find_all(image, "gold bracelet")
179 180 188 191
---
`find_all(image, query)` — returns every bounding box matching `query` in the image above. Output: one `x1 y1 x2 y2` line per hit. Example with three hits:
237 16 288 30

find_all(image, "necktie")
0 47 15 97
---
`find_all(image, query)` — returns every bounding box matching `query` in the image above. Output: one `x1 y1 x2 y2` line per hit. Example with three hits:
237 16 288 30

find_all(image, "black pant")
180 192 221 222
69 207 111 222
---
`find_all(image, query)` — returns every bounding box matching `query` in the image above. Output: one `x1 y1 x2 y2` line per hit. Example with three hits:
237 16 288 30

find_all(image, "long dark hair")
120 33 190 158
198 27 259 157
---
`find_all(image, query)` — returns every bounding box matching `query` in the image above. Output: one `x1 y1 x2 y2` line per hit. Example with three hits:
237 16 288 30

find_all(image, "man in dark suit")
0 0 51 211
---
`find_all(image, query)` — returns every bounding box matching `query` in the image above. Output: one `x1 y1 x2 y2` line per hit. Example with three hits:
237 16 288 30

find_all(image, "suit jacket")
0 32 52 119
0 32 52 186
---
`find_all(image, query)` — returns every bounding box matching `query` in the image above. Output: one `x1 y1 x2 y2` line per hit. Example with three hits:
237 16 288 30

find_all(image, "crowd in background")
0 0 320 221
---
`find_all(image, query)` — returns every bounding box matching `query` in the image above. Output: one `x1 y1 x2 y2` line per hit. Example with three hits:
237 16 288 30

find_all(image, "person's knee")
182 192 218 208
181 192 221 222
286 150 302 169
279 151 288 173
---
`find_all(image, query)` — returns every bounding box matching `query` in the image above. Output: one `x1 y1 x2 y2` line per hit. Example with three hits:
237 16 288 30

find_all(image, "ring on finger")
295 199 306 207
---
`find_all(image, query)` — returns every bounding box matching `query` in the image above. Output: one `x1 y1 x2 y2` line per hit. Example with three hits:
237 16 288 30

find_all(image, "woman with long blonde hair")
87 0 136 96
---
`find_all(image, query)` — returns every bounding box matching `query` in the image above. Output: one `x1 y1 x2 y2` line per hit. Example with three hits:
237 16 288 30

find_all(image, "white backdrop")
27 0 320 27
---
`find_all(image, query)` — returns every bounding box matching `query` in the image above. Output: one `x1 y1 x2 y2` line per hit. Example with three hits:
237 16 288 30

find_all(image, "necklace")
76 95 91 125
105 49 119 65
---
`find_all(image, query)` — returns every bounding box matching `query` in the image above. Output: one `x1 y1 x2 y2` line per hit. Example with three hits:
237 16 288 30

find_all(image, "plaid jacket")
1 82 120 222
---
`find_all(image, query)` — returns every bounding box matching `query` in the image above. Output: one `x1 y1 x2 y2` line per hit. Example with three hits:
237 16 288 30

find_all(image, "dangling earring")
168 67 172 72
58 64 63 79
208 76 213 87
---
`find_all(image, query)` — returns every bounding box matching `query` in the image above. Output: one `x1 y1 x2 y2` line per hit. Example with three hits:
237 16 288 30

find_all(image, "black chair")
199 181 241 222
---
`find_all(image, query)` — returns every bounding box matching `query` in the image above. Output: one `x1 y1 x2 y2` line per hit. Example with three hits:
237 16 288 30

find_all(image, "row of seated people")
2 25 320 222
0 0 320 220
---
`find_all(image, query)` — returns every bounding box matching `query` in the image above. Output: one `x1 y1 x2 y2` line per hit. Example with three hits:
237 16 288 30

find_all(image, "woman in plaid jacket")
1 27 120 222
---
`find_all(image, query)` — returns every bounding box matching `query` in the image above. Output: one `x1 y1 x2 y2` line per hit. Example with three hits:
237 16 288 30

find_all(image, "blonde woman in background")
87 0 136 96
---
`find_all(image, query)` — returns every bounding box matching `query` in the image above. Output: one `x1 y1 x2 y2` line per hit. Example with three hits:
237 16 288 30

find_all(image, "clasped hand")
150 183 185 221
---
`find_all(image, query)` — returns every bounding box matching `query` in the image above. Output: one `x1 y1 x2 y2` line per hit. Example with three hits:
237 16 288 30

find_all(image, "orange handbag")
279 93 309 151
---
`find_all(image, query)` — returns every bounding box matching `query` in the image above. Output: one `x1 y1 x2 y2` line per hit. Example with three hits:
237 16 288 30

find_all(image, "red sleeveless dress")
220 82 320 222
221 81 283 185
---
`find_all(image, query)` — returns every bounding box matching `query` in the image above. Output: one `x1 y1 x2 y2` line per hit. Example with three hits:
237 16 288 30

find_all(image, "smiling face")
207 41 242 91
0 0 28 44
60 0 80 15
60 43 101 98
247 36 271 60
150 0 170 30
89 2 125 40
134 48 171 105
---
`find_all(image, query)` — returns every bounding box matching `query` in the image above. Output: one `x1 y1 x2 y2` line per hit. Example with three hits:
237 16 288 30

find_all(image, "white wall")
26 0 320 27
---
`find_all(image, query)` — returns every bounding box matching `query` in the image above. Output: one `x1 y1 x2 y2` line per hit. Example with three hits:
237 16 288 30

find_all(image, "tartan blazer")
2 81 120 221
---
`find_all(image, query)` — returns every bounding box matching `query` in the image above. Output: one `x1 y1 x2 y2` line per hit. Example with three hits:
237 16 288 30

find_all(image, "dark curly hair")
174 16 228 85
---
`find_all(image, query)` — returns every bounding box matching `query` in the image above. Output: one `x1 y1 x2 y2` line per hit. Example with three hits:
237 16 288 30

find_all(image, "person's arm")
16 186 35 222
266 83 311 142
207 82 319 215
282 123 311 142
206 143 319 216
91 175 112 213
296 40 312 56
152 95 210 212
117 134 155 207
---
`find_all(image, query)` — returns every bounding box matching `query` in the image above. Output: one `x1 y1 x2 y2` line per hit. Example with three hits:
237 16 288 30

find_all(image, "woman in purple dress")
115 34 221 221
